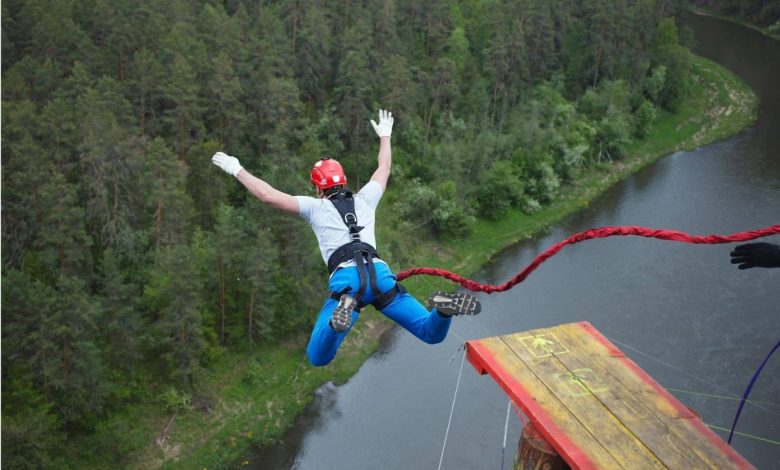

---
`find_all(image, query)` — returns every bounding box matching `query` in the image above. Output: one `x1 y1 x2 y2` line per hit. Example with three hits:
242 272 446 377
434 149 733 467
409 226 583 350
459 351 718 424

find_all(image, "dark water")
252 15 779 469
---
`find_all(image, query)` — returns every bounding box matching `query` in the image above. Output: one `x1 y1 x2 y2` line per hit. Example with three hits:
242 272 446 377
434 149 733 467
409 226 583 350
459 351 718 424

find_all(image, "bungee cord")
397 225 780 292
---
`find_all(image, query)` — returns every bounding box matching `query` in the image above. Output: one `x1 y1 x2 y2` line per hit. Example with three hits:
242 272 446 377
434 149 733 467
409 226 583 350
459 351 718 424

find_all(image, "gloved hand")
212 151 243 177
370 109 394 138
730 242 780 269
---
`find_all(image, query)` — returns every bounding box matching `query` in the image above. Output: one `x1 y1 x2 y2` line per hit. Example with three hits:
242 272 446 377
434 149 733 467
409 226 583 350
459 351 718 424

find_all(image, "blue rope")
728 341 780 444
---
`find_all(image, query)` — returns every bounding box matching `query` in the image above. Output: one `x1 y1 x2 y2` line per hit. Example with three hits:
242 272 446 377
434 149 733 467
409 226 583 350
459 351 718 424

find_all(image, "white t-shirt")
295 181 384 268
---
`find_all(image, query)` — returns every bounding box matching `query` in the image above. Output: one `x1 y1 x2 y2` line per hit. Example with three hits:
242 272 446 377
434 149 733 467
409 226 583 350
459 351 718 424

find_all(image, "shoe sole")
428 291 481 316
331 294 357 332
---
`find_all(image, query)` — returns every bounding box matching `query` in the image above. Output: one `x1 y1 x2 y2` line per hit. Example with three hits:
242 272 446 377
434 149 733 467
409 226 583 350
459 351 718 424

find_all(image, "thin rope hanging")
728 341 780 445
396 225 780 293
437 346 467 470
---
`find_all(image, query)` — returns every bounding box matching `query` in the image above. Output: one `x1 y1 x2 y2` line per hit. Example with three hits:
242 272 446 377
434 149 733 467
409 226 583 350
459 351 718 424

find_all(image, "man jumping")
212 109 480 366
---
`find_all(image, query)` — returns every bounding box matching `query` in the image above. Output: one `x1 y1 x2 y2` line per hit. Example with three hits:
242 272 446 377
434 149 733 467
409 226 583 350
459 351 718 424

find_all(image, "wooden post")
514 422 570 470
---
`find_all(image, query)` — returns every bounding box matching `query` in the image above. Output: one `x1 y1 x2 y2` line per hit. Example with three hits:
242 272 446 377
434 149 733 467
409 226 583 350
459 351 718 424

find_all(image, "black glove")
730 242 780 269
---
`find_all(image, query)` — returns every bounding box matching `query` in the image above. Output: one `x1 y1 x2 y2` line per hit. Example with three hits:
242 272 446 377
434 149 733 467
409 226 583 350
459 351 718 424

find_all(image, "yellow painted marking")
480 337 626 469
557 368 609 397
559 325 736 469
501 332 667 468
519 333 569 358
470 322 754 470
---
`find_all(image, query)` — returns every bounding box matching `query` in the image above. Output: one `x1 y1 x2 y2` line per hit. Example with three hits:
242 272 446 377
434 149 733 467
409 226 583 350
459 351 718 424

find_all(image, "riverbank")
91 53 755 470
691 7 780 40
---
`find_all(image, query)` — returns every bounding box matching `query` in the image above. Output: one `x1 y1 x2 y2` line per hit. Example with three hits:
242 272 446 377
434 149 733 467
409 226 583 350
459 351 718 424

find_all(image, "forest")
2 0 693 466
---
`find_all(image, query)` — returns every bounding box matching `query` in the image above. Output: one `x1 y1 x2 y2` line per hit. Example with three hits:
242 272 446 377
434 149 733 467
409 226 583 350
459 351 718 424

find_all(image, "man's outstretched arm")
212 152 299 214
369 109 394 191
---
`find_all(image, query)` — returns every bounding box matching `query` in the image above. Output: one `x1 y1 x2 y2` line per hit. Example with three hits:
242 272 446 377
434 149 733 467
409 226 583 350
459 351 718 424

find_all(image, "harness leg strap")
354 255 368 302
364 251 380 296
372 282 407 311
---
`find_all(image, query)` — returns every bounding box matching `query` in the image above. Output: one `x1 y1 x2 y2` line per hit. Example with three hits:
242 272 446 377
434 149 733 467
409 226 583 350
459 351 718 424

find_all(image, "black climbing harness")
326 189 404 310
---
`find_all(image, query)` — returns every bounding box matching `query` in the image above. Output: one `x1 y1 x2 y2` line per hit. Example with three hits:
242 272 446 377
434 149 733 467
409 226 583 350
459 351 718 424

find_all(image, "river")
252 14 779 470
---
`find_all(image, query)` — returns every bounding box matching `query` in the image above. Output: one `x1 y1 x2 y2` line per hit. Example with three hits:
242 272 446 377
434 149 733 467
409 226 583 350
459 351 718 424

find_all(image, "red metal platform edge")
465 321 755 470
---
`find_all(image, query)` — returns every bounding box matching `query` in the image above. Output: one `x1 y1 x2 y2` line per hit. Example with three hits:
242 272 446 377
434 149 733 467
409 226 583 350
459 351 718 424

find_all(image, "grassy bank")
692 7 780 40
75 53 755 470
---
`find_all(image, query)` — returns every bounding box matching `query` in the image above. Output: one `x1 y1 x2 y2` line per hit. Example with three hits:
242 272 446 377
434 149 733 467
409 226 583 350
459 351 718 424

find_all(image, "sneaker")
428 291 481 316
330 294 357 332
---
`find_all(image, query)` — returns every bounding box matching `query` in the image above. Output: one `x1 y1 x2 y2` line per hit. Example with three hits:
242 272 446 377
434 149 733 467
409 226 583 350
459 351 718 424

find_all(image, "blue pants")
306 262 452 366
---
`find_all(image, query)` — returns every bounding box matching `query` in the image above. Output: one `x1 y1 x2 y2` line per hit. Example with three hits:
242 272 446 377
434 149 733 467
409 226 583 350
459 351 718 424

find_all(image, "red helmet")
310 157 347 189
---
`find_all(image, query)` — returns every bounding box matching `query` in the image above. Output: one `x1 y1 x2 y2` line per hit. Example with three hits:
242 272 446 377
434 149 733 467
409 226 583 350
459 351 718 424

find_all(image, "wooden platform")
466 321 755 470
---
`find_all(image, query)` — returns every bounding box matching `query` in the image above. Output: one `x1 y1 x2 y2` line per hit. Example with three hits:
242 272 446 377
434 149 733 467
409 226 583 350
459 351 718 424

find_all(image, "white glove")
212 151 243 177
370 109 394 138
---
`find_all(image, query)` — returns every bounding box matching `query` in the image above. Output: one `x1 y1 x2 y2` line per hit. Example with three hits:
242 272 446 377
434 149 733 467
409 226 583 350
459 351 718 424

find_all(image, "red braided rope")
396 225 780 293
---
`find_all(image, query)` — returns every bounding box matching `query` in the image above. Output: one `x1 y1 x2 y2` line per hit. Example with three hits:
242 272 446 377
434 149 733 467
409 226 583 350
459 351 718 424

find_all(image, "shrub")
634 100 658 138
475 160 524 219
159 387 191 412
432 199 473 237
523 154 561 203
431 180 474 238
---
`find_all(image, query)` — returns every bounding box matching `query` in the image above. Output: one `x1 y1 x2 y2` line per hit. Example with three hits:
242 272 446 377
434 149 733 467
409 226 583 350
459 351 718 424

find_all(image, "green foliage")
393 178 474 238
88 410 151 464
1 378 68 470
159 387 192 412
431 180 475 238
145 244 206 388
98 249 142 376
634 100 659 138
578 80 636 162
393 178 439 227
524 154 562 203
241 359 267 387
644 66 667 103
475 160 524 220
651 18 691 111
1 0 697 465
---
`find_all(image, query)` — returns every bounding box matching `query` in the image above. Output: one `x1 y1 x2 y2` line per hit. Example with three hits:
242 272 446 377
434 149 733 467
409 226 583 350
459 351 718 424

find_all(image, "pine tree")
244 8 302 156
290 1 333 107
77 77 142 249
18 0 96 72
98 249 142 376
652 16 690 110
4 271 107 427
141 138 195 247
211 205 247 346
36 171 93 281
44 275 108 427
1 100 52 269
146 244 206 388
334 14 374 150
379 54 422 119
335 48 372 154
240 207 279 350
1 377 67 469
207 52 244 145
162 54 204 160
185 140 230 229
128 48 165 136
525 0 559 80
